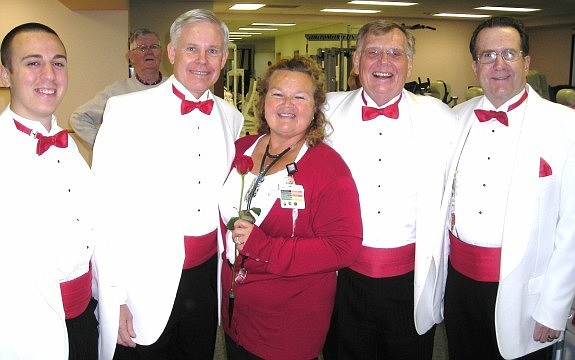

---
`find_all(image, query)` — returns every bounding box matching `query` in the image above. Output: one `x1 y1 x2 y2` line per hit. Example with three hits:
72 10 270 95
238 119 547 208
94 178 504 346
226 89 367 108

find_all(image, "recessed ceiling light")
434 13 491 18
229 32 262 35
322 8 381 14
229 3 265 10
229 34 253 38
475 6 540 12
251 23 296 26
239 27 278 31
348 1 417 6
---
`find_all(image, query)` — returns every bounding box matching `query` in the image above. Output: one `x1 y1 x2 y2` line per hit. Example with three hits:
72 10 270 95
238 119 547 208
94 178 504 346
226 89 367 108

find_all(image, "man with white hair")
93 9 243 359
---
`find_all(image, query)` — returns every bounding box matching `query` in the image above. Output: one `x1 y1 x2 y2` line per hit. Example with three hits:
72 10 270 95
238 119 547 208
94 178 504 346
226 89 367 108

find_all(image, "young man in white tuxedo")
0 22 115 359
92 9 243 360
444 16 575 360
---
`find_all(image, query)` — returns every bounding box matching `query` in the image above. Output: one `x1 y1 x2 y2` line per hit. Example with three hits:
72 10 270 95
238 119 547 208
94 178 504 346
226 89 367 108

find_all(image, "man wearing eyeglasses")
69 28 165 149
323 20 456 360
444 16 575 359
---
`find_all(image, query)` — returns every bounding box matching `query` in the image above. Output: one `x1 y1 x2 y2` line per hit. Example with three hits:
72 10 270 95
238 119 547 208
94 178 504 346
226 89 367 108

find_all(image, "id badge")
280 184 305 209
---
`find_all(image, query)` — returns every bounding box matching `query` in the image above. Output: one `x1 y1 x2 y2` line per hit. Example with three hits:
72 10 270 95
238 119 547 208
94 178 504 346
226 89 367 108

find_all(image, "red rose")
234 155 253 175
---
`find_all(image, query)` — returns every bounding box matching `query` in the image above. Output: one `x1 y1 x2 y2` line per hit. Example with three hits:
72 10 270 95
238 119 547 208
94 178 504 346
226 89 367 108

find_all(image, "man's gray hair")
128 28 160 50
169 9 229 52
356 20 415 57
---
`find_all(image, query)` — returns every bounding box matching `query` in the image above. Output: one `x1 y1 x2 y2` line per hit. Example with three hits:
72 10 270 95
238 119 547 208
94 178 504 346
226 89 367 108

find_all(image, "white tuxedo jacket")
92 77 243 360
325 89 457 334
447 85 575 359
0 108 113 359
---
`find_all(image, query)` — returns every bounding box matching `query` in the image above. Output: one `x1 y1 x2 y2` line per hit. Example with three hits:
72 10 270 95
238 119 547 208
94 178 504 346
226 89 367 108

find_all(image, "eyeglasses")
131 44 161 52
476 49 524 64
363 47 407 60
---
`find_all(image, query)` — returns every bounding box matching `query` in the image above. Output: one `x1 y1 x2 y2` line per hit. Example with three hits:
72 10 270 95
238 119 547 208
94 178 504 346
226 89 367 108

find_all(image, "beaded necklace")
135 72 162 86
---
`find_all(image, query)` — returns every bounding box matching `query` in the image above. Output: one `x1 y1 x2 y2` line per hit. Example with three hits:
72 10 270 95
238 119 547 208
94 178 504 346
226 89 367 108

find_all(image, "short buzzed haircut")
1 22 62 71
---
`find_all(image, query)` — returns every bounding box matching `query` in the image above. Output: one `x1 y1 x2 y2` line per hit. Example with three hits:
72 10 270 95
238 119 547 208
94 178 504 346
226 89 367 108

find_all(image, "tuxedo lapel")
211 98 239 170
499 93 542 279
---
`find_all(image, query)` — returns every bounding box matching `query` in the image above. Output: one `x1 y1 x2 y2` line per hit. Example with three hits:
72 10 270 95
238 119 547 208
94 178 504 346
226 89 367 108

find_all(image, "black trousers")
225 333 318 360
323 268 435 360
444 262 553 360
66 297 99 360
114 254 218 360
225 333 263 360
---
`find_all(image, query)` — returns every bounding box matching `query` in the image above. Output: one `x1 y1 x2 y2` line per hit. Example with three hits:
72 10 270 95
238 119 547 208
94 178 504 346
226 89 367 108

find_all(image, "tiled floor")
213 322 449 359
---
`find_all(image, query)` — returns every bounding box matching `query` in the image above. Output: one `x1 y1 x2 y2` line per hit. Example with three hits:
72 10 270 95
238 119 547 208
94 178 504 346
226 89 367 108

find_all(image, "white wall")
530 25 574 86
254 52 274 79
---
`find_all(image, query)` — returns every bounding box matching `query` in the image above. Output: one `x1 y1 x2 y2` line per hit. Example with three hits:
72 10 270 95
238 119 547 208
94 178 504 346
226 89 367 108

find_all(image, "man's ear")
167 42 176 65
0 65 10 87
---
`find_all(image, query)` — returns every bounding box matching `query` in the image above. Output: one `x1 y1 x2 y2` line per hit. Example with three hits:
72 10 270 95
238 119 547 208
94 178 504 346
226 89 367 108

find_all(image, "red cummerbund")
449 231 501 282
350 243 415 278
183 229 217 269
60 267 92 319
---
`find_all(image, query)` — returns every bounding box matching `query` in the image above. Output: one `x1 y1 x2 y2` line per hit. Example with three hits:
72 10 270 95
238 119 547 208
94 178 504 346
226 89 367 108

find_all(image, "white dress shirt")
0 108 95 359
330 91 417 248
453 90 528 247
172 78 230 235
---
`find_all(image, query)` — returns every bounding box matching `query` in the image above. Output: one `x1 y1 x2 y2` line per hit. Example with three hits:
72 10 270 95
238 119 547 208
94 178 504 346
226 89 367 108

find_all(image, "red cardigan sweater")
221 135 363 359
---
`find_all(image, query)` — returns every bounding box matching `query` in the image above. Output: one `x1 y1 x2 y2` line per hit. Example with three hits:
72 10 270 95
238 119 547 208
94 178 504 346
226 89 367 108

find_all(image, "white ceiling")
59 0 575 41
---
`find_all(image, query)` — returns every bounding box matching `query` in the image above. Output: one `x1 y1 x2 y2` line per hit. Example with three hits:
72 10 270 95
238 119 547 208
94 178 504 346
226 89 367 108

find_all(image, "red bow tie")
14 119 68 155
172 85 214 115
474 109 508 126
474 90 528 127
361 91 401 121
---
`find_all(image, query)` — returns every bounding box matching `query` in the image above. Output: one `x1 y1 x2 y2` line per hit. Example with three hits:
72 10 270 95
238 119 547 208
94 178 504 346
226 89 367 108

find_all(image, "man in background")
70 28 165 148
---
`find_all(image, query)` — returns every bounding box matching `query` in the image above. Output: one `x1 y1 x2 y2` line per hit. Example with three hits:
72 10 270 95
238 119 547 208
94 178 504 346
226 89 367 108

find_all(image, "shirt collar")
10 109 59 135
171 76 212 102
362 90 403 108
480 86 528 112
